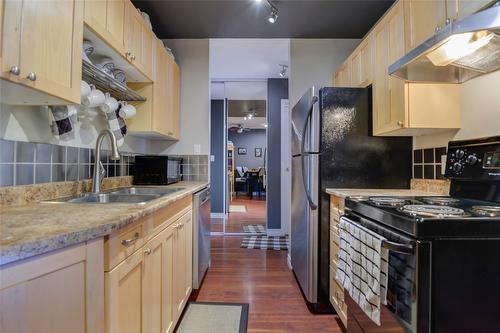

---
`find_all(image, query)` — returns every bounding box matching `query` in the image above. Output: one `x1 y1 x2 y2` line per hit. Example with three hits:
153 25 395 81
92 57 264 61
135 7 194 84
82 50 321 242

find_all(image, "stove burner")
421 197 460 206
369 197 407 207
400 204 466 217
471 206 500 217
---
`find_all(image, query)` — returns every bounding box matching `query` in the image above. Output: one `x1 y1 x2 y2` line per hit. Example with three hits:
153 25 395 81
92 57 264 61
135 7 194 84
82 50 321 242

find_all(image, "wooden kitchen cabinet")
329 195 347 327
128 38 181 140
173 210 193 322
105 203 193 333
84 0 126 55
447 0 494 20
124 0 153 80
404 0 447 51
0 0 83 104
350 37 373 88
333 62 351 87
0 239 104 333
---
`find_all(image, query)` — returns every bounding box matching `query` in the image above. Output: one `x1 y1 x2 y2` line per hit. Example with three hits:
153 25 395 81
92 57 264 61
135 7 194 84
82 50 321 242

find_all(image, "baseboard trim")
266 228 285 237
210 213 227 219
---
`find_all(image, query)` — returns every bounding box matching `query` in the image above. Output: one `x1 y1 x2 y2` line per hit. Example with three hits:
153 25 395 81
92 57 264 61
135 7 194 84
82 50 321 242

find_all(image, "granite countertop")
325 188 443 199
0 181 209 266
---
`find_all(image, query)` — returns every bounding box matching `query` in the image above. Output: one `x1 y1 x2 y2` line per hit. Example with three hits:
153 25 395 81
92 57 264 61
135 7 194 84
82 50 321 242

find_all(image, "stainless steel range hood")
389 2 500 83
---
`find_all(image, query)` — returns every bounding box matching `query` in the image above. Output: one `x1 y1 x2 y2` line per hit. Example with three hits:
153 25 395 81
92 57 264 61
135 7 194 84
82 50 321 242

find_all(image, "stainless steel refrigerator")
290 87 412 312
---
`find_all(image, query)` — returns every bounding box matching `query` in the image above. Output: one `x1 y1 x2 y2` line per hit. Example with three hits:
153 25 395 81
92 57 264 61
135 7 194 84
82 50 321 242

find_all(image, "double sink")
46 187 185 204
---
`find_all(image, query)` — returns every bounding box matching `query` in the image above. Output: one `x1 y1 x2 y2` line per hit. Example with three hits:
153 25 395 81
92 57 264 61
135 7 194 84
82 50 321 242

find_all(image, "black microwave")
133 156 183 185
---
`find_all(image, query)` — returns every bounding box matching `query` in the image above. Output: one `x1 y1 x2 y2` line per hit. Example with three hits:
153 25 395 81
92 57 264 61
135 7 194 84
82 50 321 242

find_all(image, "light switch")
210 155 215 162
441 155 447 175
194 144 201 155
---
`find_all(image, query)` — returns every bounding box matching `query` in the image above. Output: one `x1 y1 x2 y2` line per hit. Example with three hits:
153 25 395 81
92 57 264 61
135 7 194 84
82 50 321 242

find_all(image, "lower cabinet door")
105 247 145 333
173 210 193 322
143 224 176 333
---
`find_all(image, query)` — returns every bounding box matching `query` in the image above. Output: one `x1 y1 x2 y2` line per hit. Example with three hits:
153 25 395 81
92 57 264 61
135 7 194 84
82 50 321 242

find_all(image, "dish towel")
48 106 77 137
336 217 389 326
105 107 127 147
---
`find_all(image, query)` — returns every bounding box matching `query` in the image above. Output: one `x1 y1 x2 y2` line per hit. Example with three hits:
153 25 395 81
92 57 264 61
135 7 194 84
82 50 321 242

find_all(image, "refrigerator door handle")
300 96 319 210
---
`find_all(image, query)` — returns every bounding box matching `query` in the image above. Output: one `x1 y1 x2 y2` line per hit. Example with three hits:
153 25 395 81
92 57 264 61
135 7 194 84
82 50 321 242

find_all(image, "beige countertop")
0 181 208 266
325 188 443 198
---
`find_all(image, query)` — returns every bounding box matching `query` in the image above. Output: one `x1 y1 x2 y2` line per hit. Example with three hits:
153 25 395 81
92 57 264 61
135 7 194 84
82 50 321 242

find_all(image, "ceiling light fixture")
279 64 288 77
257 0 279 24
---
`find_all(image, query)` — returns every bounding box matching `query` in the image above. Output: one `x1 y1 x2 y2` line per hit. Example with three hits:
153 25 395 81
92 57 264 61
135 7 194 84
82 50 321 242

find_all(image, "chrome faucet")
92 129 121 193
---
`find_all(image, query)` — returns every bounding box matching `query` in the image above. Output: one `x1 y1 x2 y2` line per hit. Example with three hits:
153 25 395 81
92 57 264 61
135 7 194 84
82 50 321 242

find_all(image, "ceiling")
210 39 289 79
228 100 266 117
132 0 395 39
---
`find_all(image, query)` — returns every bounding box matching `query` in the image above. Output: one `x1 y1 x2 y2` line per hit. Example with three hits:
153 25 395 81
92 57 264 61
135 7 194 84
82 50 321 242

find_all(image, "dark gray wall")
267 79 288 230
210 100 225 214
228 129 266 170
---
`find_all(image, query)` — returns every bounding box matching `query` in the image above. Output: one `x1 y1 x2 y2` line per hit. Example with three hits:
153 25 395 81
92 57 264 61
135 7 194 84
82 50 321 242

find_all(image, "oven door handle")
382 240 414 255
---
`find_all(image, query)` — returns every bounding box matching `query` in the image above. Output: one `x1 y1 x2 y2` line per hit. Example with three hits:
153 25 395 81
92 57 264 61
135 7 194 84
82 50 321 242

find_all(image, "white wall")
289 39 360 107
414 70 500 149
0 104 148 153
150 39 210 156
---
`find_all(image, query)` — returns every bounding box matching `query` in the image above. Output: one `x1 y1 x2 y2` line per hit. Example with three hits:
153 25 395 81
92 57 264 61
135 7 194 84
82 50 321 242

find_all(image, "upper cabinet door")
170 60 181 139
84 0 126 54
2 0 83 104
404 0 447 52
447 0 493 20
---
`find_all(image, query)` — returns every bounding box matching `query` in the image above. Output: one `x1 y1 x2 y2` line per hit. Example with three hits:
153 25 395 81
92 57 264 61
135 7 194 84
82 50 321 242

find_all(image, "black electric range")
346 195 500 238
341 136 500 333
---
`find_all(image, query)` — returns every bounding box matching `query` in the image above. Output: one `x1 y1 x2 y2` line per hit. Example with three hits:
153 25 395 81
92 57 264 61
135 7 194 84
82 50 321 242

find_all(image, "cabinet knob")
435 26 441 32
26 72 37 81
144 248 152 255
445 18 451 25
125 51 132 57
130 54 136 61
397 120 404 127
10 66 20 75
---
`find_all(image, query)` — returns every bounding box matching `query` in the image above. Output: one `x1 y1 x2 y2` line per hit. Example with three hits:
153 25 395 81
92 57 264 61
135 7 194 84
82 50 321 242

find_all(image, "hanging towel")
105 106 127 147
48 106 77 137
336 217 389 326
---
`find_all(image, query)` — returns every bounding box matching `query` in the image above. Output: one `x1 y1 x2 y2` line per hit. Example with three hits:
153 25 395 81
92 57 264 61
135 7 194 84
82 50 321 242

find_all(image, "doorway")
227 99 267 234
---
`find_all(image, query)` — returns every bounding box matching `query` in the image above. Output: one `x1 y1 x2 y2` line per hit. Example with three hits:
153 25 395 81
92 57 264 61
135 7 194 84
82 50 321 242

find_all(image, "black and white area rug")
240 235 289 250
242 224 266 235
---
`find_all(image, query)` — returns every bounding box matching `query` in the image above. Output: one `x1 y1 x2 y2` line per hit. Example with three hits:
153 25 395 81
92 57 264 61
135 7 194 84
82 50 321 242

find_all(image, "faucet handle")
99 161 106 181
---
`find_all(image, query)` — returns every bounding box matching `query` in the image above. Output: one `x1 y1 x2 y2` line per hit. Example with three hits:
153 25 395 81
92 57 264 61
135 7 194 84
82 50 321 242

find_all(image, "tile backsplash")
0 139 135 187
413 146 447 180
0 138 209 187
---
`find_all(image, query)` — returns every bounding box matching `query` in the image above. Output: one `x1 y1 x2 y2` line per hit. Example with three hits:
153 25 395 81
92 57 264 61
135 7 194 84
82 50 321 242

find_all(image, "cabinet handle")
121 232 140 246
397 120 404 127
144 248 152 255
26 72 37 81
10 66 20 75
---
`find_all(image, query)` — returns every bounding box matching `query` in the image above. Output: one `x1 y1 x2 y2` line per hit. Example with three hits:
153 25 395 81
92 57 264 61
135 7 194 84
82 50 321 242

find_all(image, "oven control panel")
445 137 500 180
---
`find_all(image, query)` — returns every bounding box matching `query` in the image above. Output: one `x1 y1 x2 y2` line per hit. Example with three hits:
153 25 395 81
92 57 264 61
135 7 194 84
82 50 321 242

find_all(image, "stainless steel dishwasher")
192 187 211 289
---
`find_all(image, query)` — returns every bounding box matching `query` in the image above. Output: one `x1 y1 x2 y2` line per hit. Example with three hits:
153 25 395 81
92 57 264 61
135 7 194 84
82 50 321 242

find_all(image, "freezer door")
291 153 319 303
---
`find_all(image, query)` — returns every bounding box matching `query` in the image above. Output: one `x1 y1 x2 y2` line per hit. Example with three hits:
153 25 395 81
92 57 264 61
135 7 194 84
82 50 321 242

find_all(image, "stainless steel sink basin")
47 193 160 204
109 187 185 196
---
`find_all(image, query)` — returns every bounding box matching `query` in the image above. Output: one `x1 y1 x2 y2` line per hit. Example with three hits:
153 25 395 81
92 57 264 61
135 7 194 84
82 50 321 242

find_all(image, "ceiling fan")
229 124 251 134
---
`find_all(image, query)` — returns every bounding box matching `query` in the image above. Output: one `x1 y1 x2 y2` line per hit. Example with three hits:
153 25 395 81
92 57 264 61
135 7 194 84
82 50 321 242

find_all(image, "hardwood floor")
211 196 267 233
194 236 343 332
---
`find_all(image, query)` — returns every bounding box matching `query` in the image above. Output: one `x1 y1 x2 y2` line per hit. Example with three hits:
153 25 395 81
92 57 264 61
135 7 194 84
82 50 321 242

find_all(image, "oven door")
342 212 431 333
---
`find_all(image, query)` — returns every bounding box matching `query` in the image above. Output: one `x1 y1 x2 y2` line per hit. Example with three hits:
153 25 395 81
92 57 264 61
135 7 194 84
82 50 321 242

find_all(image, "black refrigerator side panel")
317 87 412 311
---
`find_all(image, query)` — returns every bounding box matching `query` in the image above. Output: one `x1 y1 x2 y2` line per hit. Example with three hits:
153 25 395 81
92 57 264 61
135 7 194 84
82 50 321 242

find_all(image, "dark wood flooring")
211 196 266 233
194 236 343 332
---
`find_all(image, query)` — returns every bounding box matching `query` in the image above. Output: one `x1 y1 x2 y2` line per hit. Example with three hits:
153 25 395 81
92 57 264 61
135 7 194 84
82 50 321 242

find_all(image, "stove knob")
466 155 478 165
455 149 465 159
453 162 463 173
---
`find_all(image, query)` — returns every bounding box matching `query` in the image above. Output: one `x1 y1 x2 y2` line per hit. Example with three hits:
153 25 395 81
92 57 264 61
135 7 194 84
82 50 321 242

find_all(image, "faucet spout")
92 129 121 194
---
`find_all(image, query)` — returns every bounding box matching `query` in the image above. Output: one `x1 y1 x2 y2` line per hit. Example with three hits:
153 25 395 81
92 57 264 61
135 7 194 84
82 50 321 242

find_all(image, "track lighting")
268 9 278 24
256 0 279 24
279 64 288 77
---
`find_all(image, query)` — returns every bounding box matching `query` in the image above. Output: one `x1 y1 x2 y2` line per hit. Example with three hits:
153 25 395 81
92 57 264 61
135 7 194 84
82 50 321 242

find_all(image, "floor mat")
229 205 247 213
241 235 289 250
242 224 266 235
176 302 249 333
